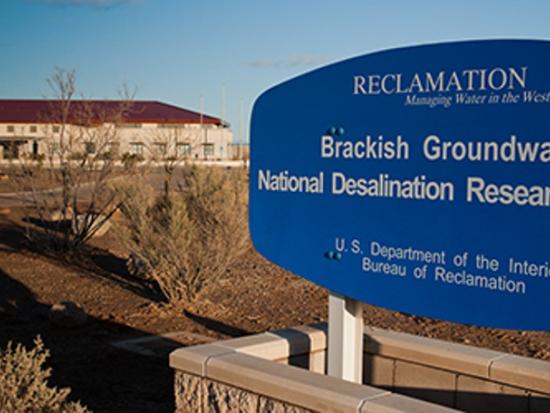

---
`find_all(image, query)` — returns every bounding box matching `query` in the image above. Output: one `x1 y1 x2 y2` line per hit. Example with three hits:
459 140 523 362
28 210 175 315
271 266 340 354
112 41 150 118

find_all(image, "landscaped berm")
0 160 548 412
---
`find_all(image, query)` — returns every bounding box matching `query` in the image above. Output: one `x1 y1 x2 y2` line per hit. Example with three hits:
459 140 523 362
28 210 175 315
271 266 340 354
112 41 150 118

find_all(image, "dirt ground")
0 208 549 412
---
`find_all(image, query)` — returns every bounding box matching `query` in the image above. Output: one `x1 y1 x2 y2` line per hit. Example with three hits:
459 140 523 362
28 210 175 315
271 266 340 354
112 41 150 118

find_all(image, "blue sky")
1 1 550 142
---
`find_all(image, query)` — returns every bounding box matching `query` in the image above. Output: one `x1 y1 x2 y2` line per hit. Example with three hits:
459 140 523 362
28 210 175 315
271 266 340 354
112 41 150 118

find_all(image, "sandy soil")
0 209 548 412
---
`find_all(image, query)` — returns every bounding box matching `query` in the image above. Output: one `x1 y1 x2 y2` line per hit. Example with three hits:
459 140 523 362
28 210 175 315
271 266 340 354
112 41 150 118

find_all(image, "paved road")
0 162 248 208
0 174 160 208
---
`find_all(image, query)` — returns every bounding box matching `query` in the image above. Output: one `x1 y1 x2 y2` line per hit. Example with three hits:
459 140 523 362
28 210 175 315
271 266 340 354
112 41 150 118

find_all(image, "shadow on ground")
0 220 164 303
0 257 175 412
183 310 252 337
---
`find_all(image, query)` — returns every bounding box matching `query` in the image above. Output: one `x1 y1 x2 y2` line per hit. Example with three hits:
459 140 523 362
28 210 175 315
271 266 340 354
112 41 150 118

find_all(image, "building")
228 143 250 160
0 99 233 160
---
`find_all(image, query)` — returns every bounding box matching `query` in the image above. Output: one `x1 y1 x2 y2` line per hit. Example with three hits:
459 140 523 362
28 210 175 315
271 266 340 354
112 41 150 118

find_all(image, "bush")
0 337 90 413
115 165 249 305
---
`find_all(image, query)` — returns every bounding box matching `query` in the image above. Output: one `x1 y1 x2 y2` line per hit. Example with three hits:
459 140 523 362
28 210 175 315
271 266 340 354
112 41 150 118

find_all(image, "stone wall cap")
364 326 505 378
205 351 455 412
208 351 383 412
490 354 550 395
217 325 327 360
361 393 462 413
169 344 234 377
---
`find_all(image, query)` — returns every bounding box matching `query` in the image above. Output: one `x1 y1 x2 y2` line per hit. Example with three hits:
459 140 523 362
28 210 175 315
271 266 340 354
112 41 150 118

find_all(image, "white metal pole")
328 292 364 383
239 99 244 144
200 96 206 160
200 95 204 126
221 85 226 123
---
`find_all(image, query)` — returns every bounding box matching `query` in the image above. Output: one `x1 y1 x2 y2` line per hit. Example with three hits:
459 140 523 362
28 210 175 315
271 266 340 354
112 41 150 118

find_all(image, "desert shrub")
115 165 249 304
0 336 90 413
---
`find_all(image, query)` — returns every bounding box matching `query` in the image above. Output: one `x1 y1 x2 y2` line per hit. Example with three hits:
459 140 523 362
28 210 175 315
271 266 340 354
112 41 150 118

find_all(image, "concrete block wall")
360 326 550 412
170 325 459 412
170 324 550 412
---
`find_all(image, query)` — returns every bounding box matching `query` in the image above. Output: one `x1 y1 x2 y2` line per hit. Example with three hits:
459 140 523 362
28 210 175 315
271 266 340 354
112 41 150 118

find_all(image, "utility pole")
200 95 206 160
221 85 226 124
239 99 245 159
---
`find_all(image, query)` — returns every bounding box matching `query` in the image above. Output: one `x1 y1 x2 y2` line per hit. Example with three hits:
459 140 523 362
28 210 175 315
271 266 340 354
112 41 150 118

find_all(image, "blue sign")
249 40 550 330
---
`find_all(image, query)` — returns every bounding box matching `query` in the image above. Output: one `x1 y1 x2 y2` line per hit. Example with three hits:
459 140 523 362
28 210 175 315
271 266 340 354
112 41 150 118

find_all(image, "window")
7 125 14 133
129 142 144 155
203 143 214 157
176 143 191 157
52 125 60 133
30 125 37 133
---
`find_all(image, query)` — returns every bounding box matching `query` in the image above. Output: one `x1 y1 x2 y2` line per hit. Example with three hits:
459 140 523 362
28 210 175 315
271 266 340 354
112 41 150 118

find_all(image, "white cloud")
246 54 329 69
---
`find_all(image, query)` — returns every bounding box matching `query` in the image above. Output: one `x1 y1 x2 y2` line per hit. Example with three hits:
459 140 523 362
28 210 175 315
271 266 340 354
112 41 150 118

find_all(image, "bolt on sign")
249 40 550 330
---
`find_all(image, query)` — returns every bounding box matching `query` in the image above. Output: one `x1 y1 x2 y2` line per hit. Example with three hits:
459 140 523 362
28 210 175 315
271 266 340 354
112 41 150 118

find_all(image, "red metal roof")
0 99 223 125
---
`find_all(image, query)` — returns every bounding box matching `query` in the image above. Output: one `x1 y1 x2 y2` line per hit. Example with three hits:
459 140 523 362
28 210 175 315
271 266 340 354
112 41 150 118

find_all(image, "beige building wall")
116 123 233 160
0 121 233 160
228 143 250 160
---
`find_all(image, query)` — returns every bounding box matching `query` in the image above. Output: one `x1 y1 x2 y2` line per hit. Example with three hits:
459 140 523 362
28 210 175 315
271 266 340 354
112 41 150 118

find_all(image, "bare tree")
13 68 135 252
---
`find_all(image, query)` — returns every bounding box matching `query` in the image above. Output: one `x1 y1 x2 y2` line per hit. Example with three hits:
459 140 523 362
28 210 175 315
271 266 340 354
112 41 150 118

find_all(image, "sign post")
328 292 363 383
